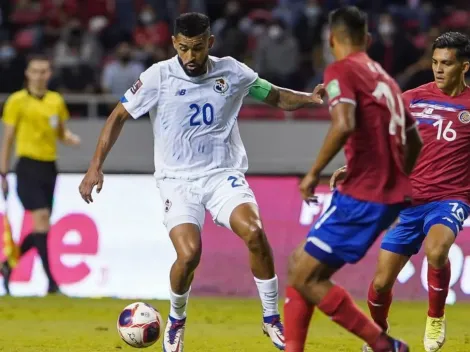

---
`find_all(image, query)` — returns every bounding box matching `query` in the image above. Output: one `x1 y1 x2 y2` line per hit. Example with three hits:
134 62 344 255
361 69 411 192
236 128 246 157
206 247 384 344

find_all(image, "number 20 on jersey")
189 103 214 126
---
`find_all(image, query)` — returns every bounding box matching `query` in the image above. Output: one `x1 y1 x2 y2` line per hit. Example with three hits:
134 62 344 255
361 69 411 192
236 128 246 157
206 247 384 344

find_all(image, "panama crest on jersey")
213 77 229 94
458 110 470 124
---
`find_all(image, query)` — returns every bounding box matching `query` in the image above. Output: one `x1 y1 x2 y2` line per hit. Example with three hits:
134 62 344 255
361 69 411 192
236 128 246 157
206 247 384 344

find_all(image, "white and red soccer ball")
117 302 163 348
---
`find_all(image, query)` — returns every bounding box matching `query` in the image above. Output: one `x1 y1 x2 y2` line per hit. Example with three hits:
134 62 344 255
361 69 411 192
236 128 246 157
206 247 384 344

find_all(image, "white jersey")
121 55 258 180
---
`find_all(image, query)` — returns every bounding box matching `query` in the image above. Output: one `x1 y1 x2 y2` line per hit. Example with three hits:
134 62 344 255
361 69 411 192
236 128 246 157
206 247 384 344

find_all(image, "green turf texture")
0 296 469 351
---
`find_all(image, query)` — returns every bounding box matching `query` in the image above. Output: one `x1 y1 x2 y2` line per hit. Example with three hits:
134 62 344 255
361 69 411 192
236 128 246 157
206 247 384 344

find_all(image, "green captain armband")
248 78 272 101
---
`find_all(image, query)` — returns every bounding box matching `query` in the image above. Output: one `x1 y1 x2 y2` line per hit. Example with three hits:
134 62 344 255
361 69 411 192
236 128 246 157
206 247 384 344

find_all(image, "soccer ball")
117 302 163 348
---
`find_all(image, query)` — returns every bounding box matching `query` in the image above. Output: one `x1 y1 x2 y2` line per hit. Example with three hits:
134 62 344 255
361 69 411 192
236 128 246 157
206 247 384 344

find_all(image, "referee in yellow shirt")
0 55 80 295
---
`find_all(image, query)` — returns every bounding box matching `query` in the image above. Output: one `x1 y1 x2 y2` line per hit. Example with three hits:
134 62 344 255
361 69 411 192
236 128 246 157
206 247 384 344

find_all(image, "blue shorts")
305 191 406 268
381 200 470 256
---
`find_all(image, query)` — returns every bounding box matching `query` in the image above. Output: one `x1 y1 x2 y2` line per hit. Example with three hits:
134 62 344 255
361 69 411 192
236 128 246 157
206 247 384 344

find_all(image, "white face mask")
268 25 283 40
140 11 154 25
252 24 266 36
378 22 395 37
0 45 15 61
305 5 320 18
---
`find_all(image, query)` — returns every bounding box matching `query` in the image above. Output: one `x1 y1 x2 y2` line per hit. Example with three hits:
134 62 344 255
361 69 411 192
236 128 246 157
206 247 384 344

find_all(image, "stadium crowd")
0 0 469 117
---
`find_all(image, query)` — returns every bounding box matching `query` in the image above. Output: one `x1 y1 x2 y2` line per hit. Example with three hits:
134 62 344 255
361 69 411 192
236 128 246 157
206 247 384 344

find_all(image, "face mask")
120 54 131 63
268 26 283 40
140 11 154 25
378 22 395 37
305 5 320 18
252 24 265 36
0 46 15 61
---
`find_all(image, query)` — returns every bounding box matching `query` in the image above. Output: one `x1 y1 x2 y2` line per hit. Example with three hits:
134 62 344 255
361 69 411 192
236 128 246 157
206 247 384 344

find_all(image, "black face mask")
119 54 131 63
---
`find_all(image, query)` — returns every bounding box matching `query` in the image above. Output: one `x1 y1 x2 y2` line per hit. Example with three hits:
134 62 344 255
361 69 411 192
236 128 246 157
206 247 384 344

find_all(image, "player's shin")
284 286 314 352
169 286 190 320
255 275 280 317
427 260 451 318
367 282 392 331
315 283 392 351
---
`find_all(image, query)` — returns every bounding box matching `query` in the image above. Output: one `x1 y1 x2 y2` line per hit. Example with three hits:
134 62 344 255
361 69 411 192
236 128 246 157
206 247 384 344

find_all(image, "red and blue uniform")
381 82 470 256
305 52 415 268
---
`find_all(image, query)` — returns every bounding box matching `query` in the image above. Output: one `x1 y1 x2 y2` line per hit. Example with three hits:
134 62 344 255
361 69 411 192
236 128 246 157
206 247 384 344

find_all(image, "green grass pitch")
0 296 469 351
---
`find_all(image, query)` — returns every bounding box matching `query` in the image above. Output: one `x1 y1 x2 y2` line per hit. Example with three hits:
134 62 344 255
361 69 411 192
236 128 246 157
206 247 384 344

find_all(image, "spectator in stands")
294 0 323 55
398 26 439 91
368 13 420 77
133 4 170 51
0 40 26 93
254 19 301 90
212 1 248 62
53 18 102 69
101 41 144 97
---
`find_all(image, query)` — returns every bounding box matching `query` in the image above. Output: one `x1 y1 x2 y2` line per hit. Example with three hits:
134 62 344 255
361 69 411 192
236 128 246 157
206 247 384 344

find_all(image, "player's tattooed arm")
249 78 324 111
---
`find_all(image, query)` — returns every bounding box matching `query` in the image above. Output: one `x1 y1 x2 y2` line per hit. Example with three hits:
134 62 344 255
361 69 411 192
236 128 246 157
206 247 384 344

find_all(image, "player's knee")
425 243 450 268
32 208 51 232
176 247 201 271
372 273 395 294
243 223 268 253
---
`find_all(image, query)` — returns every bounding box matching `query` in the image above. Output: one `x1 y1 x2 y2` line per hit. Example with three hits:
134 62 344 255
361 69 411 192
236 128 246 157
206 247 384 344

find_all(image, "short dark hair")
27 53 50 66
174 12 210 37
432 32 470 61
329 6 368 45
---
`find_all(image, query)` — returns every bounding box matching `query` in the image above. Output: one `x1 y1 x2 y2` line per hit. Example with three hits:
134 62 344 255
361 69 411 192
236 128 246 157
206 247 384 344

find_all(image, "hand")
311 83 325 104
1 176 8 200
299 171 320 204
79 167 104 203
64 131 81 147
329 165 347 191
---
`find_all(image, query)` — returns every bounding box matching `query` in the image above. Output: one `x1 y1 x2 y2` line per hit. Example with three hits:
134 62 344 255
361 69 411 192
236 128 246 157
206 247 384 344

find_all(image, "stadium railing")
0 94 330 120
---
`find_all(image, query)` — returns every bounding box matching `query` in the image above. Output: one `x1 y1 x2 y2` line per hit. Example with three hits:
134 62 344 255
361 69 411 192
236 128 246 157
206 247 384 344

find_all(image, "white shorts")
156 171 258 232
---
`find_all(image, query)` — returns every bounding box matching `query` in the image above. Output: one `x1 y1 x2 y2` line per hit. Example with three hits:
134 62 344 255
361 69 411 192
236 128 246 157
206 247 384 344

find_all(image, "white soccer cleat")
163 316 186 352
424 315 446 352
262 315 285 350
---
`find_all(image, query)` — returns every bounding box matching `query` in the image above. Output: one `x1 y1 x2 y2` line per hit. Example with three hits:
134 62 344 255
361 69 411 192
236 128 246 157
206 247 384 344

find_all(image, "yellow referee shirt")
2 89 69 162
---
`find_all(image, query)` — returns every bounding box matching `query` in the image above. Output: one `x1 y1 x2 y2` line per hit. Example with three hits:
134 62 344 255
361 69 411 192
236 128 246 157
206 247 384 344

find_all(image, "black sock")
20 233 37 256
33 233 57 287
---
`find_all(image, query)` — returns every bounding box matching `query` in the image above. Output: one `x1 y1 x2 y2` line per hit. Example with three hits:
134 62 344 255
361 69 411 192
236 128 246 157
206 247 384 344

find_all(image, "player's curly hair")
433 32 470 61
174 12 210 38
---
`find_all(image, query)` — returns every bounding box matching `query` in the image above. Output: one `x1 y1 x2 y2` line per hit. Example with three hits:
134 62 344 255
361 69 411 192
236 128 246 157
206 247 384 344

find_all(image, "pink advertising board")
193 176 470 302
0 174 469 301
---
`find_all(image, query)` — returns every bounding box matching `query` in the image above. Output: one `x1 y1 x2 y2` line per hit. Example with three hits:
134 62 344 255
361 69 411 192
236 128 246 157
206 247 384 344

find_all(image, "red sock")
367 282 392 331
428 260 451 318
318 285 391 351
284 286 314 352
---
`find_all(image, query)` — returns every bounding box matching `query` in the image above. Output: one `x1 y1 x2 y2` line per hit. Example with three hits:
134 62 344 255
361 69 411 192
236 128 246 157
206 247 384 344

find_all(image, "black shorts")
15 157 57 211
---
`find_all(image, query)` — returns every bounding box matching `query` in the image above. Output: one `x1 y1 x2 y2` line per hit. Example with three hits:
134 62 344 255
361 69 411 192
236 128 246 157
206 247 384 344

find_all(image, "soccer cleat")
0 261 12 295
363 335 408 352
424 315 446 352
262 314 285 350
390 338 409 352
362 321 390 352
163 316 185 352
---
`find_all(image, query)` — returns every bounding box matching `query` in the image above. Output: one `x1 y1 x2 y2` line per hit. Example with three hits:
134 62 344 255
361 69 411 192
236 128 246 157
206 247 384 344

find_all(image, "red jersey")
324 52 415 204
405 82 470 205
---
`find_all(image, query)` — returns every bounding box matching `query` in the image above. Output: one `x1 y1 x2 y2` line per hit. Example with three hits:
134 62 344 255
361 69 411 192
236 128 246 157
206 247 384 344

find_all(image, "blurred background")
0 0 469 119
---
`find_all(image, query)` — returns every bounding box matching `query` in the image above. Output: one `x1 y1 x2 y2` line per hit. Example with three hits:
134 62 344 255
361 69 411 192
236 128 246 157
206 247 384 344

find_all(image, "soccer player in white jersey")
79 13 324 352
